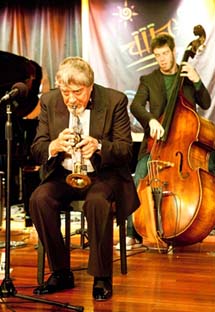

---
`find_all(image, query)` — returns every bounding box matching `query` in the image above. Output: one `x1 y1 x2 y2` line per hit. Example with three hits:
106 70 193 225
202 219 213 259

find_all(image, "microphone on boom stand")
0 82 28 104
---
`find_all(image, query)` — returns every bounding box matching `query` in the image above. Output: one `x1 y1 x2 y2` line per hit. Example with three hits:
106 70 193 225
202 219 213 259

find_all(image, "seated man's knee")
84 196 113 218
29 184 50 216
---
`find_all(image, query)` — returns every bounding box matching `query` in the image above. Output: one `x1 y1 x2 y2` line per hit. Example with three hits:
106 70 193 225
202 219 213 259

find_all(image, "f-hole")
176 151 189 179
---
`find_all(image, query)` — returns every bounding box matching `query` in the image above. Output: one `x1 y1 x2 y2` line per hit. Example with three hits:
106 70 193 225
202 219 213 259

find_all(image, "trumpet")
65 106 91 189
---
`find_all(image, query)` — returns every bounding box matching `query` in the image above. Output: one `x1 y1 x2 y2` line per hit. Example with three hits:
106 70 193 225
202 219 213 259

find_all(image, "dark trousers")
29 169 114 277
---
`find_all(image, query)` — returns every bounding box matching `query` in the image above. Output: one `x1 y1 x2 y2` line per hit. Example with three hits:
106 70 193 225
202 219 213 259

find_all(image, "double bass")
133 25 215 247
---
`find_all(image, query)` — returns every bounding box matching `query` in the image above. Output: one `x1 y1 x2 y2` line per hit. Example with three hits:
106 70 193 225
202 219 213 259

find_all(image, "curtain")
0 0 82 91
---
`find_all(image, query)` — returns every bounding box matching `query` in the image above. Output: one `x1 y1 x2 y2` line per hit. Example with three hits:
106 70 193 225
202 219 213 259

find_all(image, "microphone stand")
0 102 84 311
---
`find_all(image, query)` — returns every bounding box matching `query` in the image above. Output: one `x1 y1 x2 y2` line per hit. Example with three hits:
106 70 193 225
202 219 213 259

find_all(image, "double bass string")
148 135 167 190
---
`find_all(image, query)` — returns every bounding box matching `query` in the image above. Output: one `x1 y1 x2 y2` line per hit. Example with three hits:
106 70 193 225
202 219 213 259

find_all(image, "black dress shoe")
33 270 75 295
93 277 112 301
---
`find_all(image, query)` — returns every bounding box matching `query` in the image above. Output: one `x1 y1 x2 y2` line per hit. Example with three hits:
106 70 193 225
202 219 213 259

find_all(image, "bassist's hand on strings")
149 118 164 140
180 61 200 83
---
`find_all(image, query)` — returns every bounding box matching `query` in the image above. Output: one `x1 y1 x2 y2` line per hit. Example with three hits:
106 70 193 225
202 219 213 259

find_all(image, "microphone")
0 82 28 104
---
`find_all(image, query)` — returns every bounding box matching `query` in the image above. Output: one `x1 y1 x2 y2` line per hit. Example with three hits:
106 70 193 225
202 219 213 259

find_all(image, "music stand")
0 100 84 311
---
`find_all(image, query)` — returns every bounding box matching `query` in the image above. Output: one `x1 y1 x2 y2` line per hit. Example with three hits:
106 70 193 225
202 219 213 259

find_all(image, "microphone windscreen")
12 82 28 98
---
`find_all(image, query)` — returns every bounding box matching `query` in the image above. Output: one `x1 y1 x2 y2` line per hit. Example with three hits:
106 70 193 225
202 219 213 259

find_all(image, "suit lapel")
89 86 107 138
54 91 69 136
90 107 106 138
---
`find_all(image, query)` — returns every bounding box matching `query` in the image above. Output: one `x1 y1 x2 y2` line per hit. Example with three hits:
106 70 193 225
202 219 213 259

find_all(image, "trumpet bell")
66 173 91 189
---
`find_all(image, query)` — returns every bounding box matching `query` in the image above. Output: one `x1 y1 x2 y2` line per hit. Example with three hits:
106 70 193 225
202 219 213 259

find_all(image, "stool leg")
37 239 45 285
80 211 85 248
69 207 88 249
65 210 71 268
80 212 89 249
119 221 127 274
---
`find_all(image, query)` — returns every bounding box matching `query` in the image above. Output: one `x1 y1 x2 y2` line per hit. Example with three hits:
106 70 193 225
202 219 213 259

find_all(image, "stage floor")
0 204 215 312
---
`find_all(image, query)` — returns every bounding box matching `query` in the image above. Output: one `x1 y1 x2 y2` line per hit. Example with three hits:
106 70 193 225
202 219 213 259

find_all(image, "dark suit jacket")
31 83 140 223
130 68 211 160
